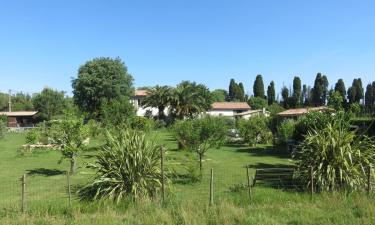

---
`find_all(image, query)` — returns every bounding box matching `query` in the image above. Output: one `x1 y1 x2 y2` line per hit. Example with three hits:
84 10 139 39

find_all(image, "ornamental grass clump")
79 129 163 203
294 113 375 191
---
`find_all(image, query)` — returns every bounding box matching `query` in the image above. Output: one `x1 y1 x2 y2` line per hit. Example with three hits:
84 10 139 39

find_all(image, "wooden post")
367 166 372 195
310 166 314 199
209 169 214 206
246 166 252 203
160 147 165 202
67 171 72 207
21 174 26 213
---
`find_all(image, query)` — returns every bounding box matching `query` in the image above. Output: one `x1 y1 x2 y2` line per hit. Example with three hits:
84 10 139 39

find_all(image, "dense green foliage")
312 73 329 106
100 96 135 126
210 89 227 102
141 85 171 119
267 81 275 105
227 79 245 101
72 57 134 118
32 87 66 121
172 116 227 170
328 91 344 111
238 116 272 146
79 129 163 202
294 114 375 191
248 96 267 110
277 119 295 145
253 74 265 98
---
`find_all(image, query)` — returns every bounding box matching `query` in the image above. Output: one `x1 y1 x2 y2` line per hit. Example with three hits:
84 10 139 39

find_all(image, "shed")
0 111 38 127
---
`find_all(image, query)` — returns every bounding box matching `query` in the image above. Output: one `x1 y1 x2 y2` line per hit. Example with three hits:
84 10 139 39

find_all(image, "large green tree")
267 81 276 105
281 86 290 108
211 89 227 102
72 57 133 118
32 87 66 120
334 79 346 99
253 74 265 98
348 78 364 105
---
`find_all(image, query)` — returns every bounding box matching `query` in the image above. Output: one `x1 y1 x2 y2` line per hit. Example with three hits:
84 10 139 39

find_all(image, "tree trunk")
70 155 77 175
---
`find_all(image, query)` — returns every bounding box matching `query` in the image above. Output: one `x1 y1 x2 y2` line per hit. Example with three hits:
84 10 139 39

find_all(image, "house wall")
206 109 235 117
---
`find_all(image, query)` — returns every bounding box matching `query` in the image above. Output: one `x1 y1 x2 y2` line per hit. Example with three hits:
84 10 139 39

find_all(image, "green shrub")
0 116 6 139
25 129 39 144
130 116 154 132
79 129 163 202
277 119 295 145
86 119 101 137
238 116 273 146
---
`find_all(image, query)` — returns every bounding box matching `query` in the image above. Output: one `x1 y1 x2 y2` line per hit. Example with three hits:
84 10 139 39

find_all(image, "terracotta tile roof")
211 102 251 110
277 107 328 117
0 111 38 116
134 89 149 97
235 109 268 116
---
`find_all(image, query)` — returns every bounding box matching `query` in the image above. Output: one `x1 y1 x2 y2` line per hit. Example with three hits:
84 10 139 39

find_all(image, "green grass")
0 131 374 225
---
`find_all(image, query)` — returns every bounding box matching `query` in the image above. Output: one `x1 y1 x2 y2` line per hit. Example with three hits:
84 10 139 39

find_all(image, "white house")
131 90 160 117
206 102 251 117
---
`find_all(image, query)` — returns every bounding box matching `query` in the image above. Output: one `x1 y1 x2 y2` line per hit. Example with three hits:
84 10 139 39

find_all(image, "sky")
0 0 374 97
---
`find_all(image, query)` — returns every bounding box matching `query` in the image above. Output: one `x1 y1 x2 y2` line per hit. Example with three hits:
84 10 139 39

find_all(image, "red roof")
134 90 148 97
278 107 328 117
211 102 251 110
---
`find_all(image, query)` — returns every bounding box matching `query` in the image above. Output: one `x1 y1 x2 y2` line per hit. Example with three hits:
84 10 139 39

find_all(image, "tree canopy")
253 74 265 98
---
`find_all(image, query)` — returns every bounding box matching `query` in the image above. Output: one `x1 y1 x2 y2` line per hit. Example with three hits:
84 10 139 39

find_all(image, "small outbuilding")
0 111 38 127
206 102 251 117
277 106 330 118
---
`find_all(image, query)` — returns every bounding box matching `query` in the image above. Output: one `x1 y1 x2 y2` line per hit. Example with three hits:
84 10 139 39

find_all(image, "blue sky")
0 0 374 96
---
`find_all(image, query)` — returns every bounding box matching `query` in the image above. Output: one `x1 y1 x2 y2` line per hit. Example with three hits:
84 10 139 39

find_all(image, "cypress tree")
292 76 302 107
365 83 374 112
281 86 289 108
238 82 245 101
228 79 236 101
302 84 307 106
267 81 276 105
253 74 265 98
334 79 346 99
312 73 324 106
322 75 329 105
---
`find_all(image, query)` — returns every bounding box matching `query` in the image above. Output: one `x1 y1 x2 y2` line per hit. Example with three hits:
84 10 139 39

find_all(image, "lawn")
0 131 374 225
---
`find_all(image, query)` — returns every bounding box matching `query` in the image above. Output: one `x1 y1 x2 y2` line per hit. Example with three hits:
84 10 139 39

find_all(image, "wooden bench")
252 167 295 188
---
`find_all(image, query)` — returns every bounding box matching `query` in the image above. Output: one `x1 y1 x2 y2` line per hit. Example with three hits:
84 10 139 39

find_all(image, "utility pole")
8 89 12 112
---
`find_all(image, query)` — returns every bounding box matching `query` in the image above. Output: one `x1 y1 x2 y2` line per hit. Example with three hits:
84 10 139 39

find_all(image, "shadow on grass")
27 168 65 176
234 145 291 159
246 163 295 169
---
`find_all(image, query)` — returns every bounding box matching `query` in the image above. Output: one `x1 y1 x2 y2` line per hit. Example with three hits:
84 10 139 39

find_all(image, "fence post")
246 165 252 203
160 146 165 202
367 166 372 195
310 166 314 199
209 169 214 206
21 174 26 213
66 171 72 207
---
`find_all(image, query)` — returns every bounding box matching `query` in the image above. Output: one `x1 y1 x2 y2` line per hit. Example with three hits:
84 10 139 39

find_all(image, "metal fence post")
160 147 165 202
209 169 214 206
21 174 26 213
246 165 252 203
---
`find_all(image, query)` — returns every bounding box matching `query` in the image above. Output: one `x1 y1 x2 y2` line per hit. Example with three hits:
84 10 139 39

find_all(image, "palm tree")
141 85 171 120
169 81 212 119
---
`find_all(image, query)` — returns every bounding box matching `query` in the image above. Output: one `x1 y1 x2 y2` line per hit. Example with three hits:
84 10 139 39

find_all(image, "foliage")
129 116 154 132
32 87 66 121
86 119 102 137
334 79 346 100
100 96 135 126
211 89 227 102
79 129 163 202
72 57 134 118
267 81 275 105
328 91 344 111
50 116 89 174
281 86 289 108
248 96 267 110
169 81 212 119
172 116 228 170
294 114 375 191
312 73 329 106
0 118 6 139
266 103 284 116
292 76 302 107
365 83 374 112
141 86 171 120
253 74 265 98
227 79 245 101
293 111 338 142
25 129 39 144
276 119 295 145
238 116 273 146
348 78 364 105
